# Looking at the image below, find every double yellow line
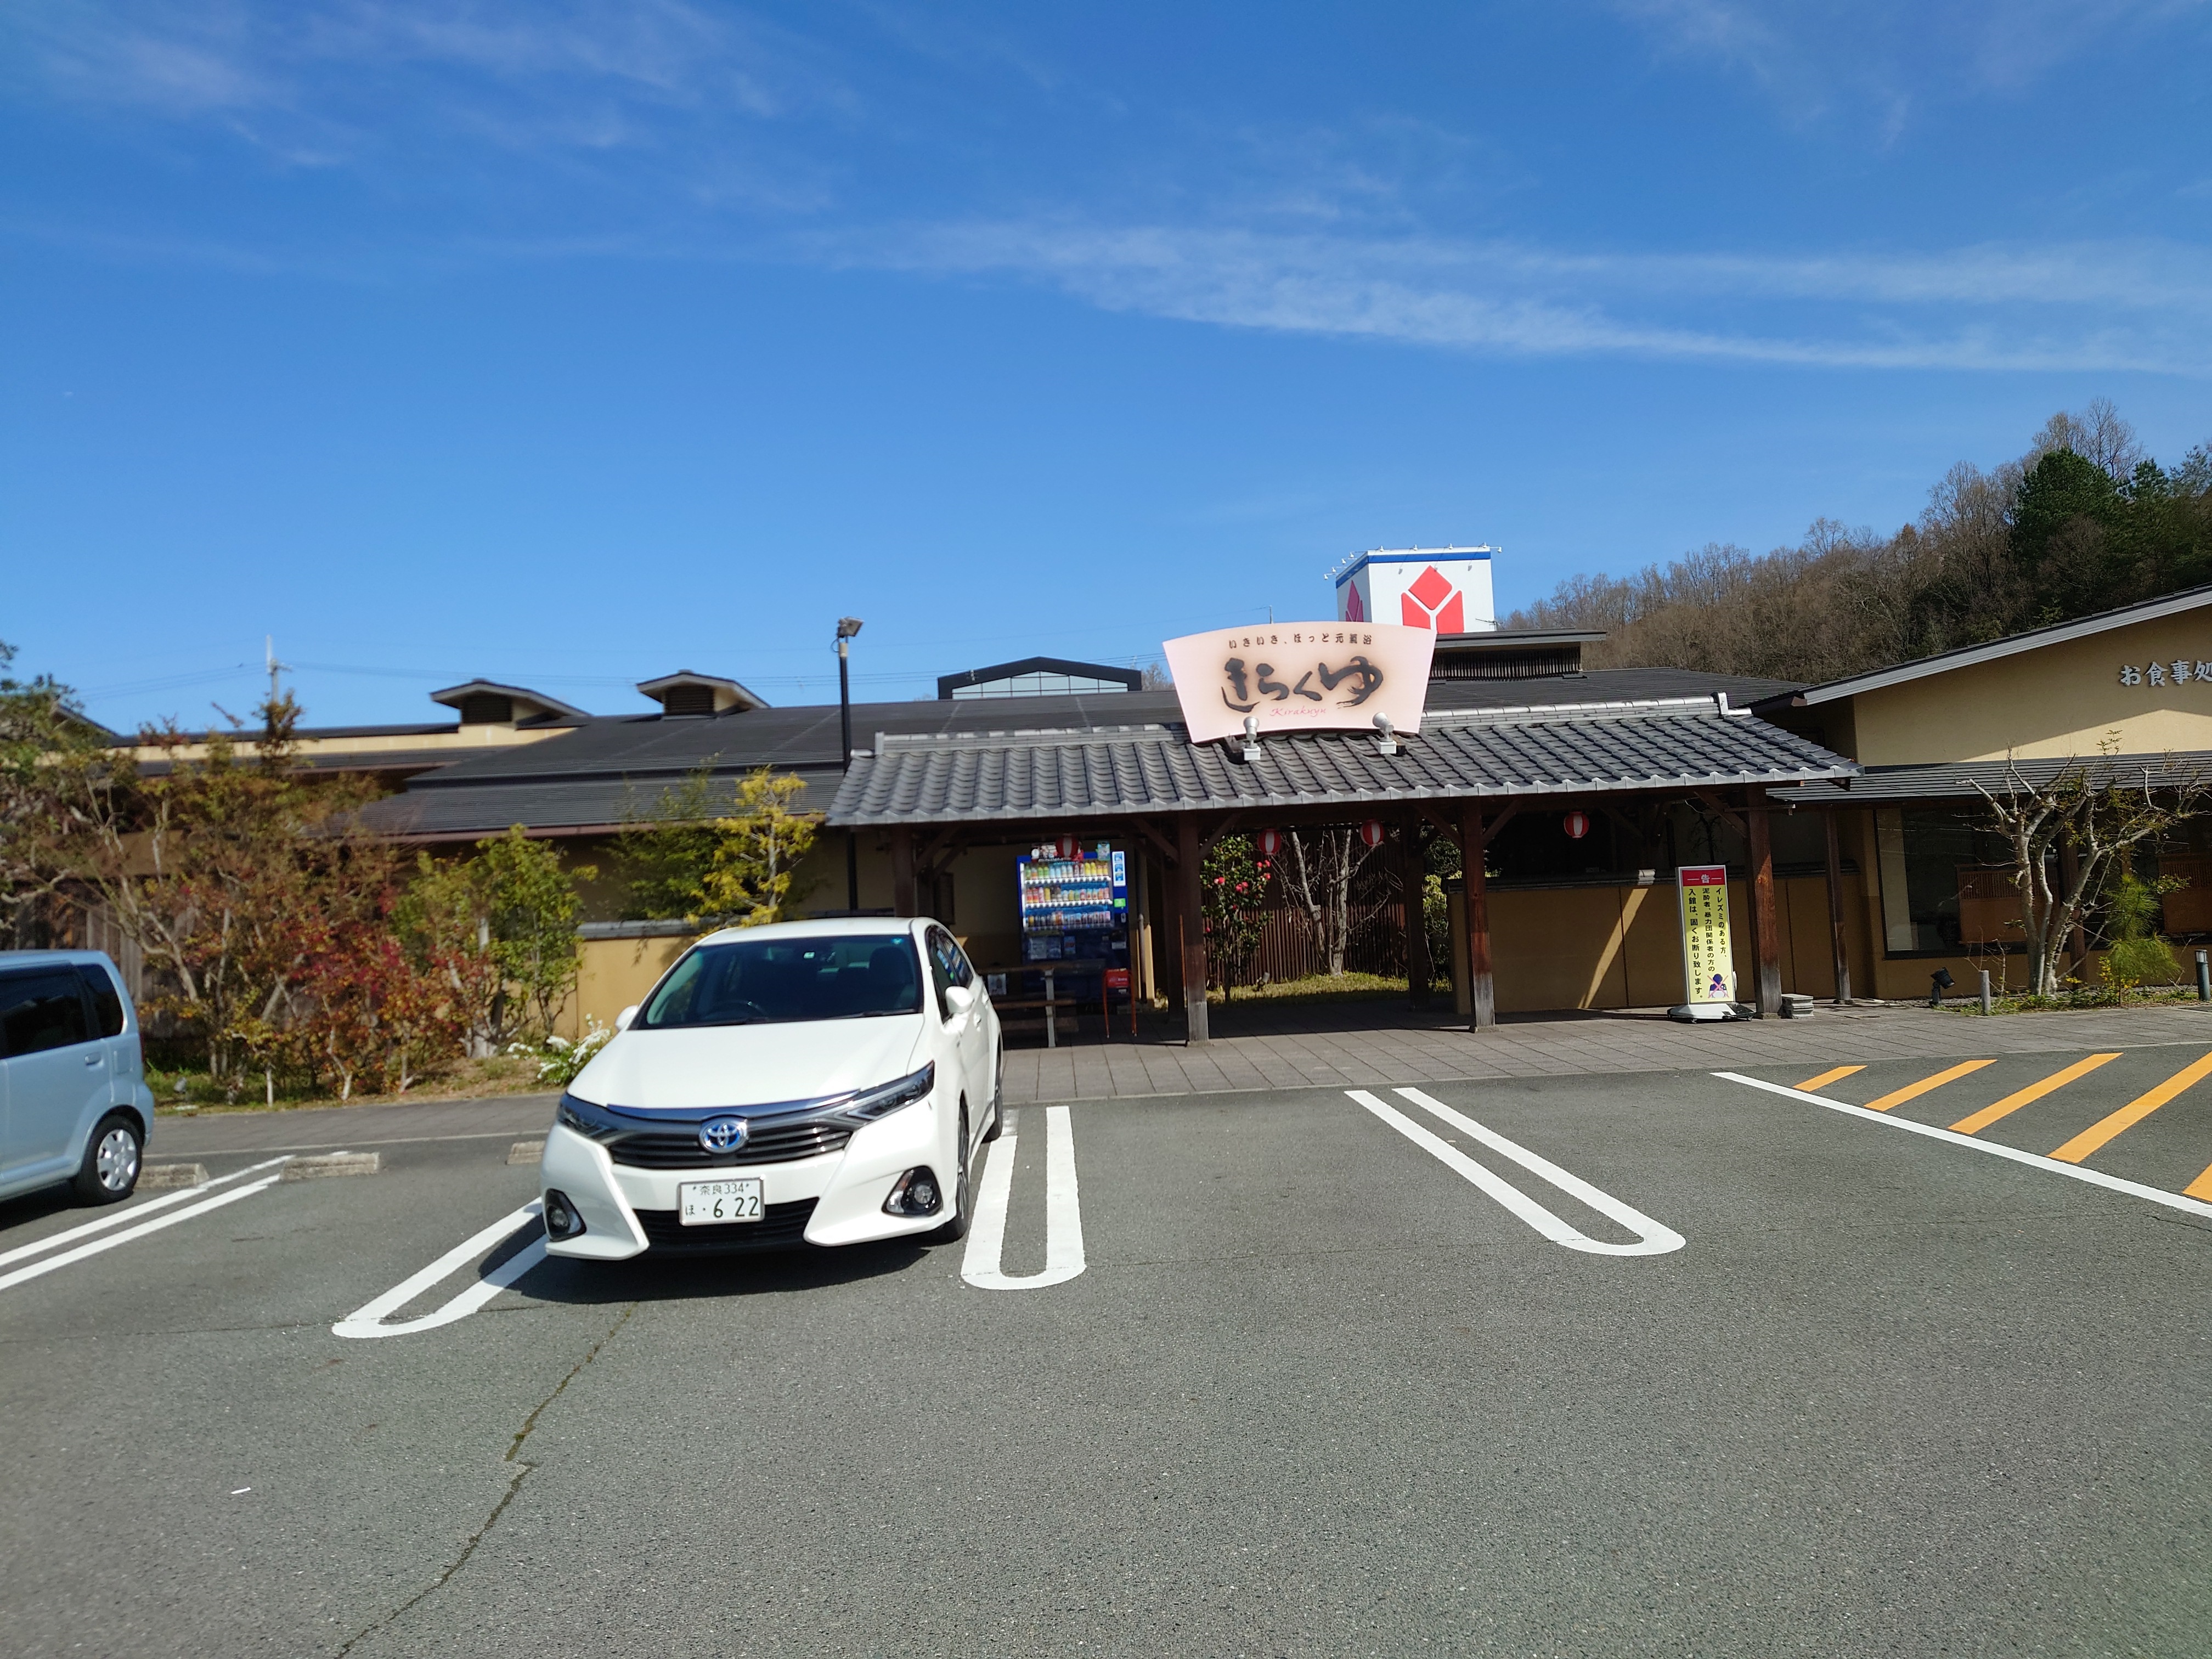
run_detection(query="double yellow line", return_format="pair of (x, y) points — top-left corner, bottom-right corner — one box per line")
(1796, 1050), (2212, 1198)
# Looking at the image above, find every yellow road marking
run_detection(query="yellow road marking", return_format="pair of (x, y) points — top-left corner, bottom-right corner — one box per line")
(1795, 1065), (1865, 1092)
(1949, 1053), (2123, 1136)
(2185, 1164), (2212, 1202)
(2050, 1050), (2212, 1165)
(1861, 1059), (1996, 1113)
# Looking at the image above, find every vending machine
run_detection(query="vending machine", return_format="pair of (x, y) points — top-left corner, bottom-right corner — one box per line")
(1013, 839), (1133, 1033)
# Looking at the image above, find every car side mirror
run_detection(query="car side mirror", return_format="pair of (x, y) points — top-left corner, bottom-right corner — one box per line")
(616, 1005), (639, 1032)
(944, 983), (975, 1017)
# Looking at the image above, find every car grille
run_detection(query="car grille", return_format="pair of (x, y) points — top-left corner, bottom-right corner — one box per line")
(607, 1119), (853, 1170)
(634, 1198), (817, 1254)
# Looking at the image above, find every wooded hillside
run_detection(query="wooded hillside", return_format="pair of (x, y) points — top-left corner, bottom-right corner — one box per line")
(1507, 401), (2212, 685)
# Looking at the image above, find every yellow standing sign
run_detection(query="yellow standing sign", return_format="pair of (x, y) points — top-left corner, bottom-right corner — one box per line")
(1678, 865), (1736, 1006)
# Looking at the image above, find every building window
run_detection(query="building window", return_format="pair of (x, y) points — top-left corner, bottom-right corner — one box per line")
(1875, 807), (2022, 953)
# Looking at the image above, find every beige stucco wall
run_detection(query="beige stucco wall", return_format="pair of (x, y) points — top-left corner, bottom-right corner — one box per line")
(555, 933), (697, 1039)
(1850, 613), (2212, 764)
(1458, 873), (1871, 1013)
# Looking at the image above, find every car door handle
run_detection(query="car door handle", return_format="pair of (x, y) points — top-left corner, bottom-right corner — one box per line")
(85, 1053), (103, 1065)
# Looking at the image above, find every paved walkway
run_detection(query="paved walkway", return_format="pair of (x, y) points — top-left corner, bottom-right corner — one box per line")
(1001, 998), (2212, 1105)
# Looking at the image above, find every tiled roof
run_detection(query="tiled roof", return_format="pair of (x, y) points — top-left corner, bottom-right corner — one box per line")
(1769, 752), (2212, 805)
(827, 696), (1856, 826)
(353, 668), (1810, 840)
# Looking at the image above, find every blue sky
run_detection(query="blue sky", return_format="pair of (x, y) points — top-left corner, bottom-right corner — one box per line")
(4, 1), (2209, 728)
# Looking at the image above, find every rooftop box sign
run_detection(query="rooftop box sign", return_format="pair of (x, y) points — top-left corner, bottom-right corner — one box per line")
(1330, 547), (1497, 633)
(1162, 622), (1435, 744)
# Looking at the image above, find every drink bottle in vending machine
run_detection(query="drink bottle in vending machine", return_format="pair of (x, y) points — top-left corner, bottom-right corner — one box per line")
(1014, 840), (1133, 1033)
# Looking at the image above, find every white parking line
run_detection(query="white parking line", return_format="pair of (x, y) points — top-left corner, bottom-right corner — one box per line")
(962, 1107), (1086, 1290)
(1347, 1088), (1685, 1257)
(332, 1203), (546, 1339)
(0, 1159), (293, 1293)
(1714, 1070), (2212, 1220)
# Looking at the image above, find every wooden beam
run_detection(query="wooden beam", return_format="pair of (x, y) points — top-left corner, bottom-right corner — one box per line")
(1692, 787), (1747, 837)
(1198, 811), (1246, 851)
(1414, 802), (1459, 840)
(1400, 813), (1431, 1008)
(889, 825), (917, 919)
(915, 827), (958, 874)
(1468, 800), (1521, 851)
(1747, 804), (1781, 1016)
(1822, 809), (1852, 1004)
(1128, 817), (1180, 866)
(1177, 814), (1210, 1043)
(1457, 798), (1497, 1029)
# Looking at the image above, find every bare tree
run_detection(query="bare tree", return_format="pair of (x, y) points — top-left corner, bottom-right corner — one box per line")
(1972, 744), (2211, 997)
(1273, 826), (1378, 977)
(2027, 398), (2142, 483)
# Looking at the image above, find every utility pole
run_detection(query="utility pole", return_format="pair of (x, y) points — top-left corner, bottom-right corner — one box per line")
(837, 617), (864, 912)
(264, 635), (291, 736)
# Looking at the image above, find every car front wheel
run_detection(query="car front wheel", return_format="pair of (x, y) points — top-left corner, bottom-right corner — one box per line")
(74, 1112), (143, 1205)
(926, 1102), (972, 1244)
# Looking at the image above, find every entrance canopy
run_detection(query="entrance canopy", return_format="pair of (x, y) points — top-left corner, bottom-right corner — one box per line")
(827, 693), (1855, 827)
(827, 692), (1858, 1043)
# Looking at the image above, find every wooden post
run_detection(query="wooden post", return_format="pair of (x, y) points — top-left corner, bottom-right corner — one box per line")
(1823, 809), (1852, 1005)
(1400, 814), (1431, 1007)
(1457, 800), (1496, 1029)
(890, 826), (916, 919)
(1177, 815), (1210, 1044)
(1747, 804), (1782, 1016)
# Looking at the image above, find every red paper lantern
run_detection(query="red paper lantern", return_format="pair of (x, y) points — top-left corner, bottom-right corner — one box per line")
(1256, 827), (1284, 858)
(1055, 832), (1078, 859)
(1359, 819), (1387, 849)
(1563, 810), (1590, 840)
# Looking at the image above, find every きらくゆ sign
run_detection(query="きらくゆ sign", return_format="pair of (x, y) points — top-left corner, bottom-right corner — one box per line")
(1161, 622), (1436, 744)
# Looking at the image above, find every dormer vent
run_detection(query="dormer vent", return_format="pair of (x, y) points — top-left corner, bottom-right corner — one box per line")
(635, 671), (768, 717)
(429, 680), (589, 726)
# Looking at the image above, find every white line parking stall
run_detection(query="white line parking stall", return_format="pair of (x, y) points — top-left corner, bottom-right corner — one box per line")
(0, 1157), (292, 1294)
(332, 1202), (546, 1339)
(962, 1107), (1086, 1290)
(1347, 1088), (1685, 1257)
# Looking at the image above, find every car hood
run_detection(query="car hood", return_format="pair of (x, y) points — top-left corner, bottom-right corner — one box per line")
(568, 1015), (928, 1112)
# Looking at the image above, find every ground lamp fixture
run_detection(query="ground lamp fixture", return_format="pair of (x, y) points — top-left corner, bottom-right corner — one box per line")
(837, 617), (864, 911)
(1928, 967), (1955, 1008)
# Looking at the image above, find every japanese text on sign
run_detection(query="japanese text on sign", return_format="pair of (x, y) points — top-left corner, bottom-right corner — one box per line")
(1677, 865), (1735, 1006)
(1161, 622), (1436, 744)
(2119, 661), (2212, 686)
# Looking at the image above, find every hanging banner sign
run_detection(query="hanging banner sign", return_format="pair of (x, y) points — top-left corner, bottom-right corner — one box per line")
(1677, 865), (1736, 1005)
(1162, 622), (1435, 745)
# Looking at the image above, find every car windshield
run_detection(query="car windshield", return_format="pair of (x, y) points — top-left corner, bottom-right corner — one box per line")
(639, 934), (923, 1028)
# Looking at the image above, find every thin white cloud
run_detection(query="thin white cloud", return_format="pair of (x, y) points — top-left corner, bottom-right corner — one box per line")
(1612, 0), (2212, 125)
(8, 0), (849, 156)
(840, 221), (2212, 373)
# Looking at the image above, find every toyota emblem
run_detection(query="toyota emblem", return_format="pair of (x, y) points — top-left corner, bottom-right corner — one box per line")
(698, 1115), (748, 1153)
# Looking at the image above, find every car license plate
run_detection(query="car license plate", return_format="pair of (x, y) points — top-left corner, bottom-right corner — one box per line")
(678, 1178), (764, 1226)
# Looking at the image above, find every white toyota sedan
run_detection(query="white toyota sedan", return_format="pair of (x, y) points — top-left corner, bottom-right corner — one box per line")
(540, 918), (1002, 1260)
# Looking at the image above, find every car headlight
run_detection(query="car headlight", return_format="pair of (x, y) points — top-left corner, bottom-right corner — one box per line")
(556, 1094), (623, 1142)
(839, 1063), (935, 1123)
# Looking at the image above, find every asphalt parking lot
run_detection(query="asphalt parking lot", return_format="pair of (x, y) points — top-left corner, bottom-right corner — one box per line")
(4, 1047), (2210, 1657)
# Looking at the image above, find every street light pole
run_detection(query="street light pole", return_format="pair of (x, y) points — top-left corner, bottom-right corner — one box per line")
(837, 617), (864, 912)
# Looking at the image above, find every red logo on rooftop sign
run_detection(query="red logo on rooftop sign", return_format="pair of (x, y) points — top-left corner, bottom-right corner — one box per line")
(1401, 565), (1464, 633)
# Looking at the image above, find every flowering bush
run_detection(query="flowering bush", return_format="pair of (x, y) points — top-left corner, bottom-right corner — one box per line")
(1202, 836), (1271, 996)
(512, 1019), (612, 1087)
